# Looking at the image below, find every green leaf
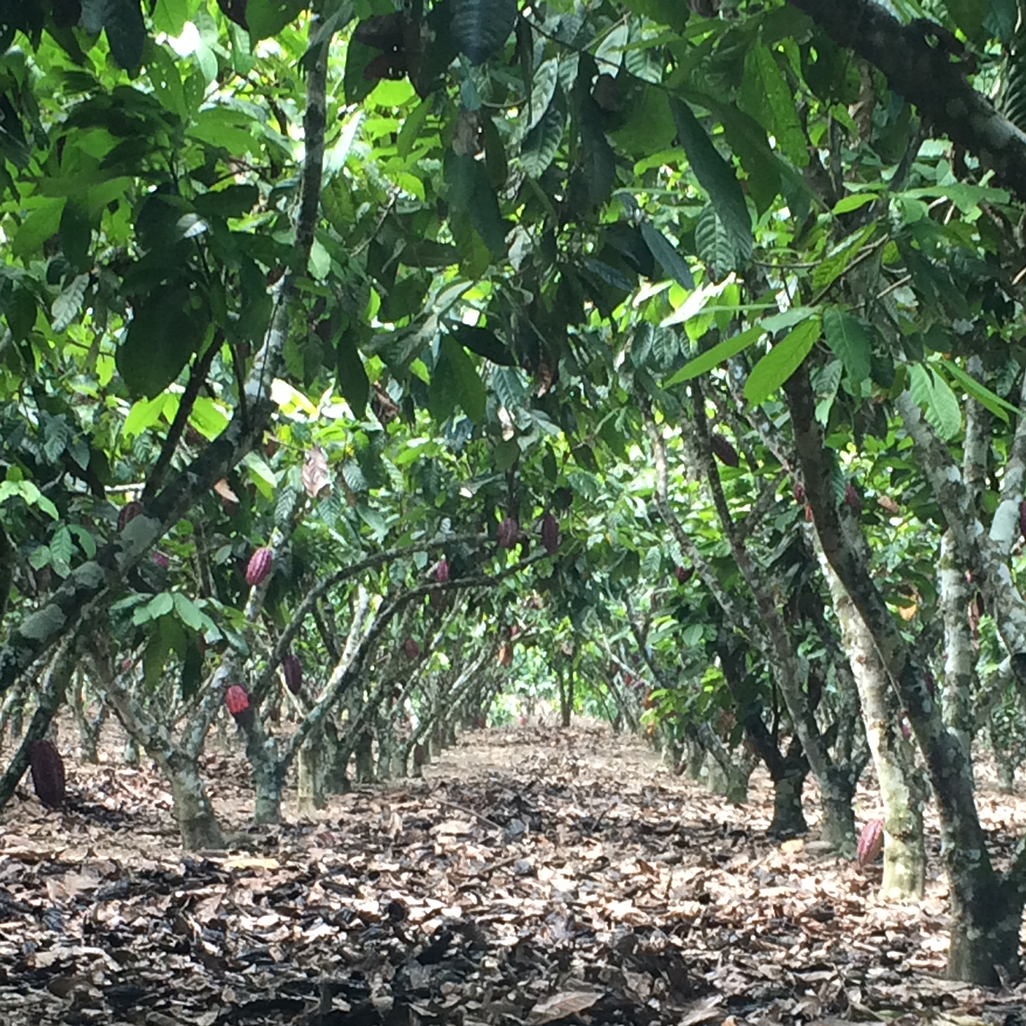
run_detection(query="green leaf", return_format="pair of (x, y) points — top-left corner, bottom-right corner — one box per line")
(431, 335), (486, 423)
(101, 0), (146, 69)
(51, 274), (89, 333)
(941, 0), (987, 41)
(336, 330), (370, 419)
(665, 326), (763, 385)
(640, 222), (694, 289)
(450, 0), (517, 64)
(116, 287), (209, 398)
(521, 89), (565, 178)
(450, 324), (515, 366)
(744, 318), (820, 405)
(741, 43), (808, 169)
(938, 358), (1017, 421)
(909, 365), (962, 440)
(579, 96), (616, 208)
(823, 310), (872, 387)
(246, 0), (306, 39)
(671, 99), (752, 261)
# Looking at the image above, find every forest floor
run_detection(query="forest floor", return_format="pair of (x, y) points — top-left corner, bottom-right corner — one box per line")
(1, 722), (1026, 1026)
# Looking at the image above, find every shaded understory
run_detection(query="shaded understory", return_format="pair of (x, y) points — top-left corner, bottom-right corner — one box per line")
(1, 723), (1025, 1025)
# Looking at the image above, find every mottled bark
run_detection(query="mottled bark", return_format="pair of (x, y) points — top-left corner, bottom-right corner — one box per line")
(939, 531), (975, 773)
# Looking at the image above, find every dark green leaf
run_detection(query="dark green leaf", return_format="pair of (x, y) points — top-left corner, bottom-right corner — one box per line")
(450, 0), (516, 64)
(640, 222), (694, 289)
(823, 310), (872, 387)
(450, 324), (515, 366)
(336, 329), (370, 419)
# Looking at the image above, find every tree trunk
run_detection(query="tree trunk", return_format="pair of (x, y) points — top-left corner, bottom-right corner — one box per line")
(769, 769), (808, 838)
(168, 753), (224, 850)
(296, 730), (326, 813)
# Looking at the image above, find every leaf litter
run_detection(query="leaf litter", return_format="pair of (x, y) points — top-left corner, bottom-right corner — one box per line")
(1, 722), (1025, 1025)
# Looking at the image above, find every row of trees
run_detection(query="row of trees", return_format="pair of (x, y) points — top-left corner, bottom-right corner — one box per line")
(4, 0), (1026, 986)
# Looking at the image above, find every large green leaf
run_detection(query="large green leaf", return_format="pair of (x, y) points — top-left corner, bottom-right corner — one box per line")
(450, 0), (517, 64)
(430, 335), (486, 423)
(671, 99), (752, 262)
(450, 324), (515, 366)
(664, 325), (763, 386)
(521, 89), (565, 178)
(823, 310), (872, 387)
(640, 222), (694, 290)
(744, 318), (820, 405)
(740, 43), (808, 169)
(116, 286), (209, 398)
(336, 329), (370, 419)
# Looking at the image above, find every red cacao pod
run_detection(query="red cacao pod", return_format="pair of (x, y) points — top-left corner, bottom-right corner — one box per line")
(541, 513), (559, 554)
(29, 740), (66, 810)
(675, 565), (693, 585)
(434, 559), (449, 582)
(225, 685), (251, 726)
(246, 547), (272, 586)
(497, 516), (520, 549)
(793, 481), (804, 505)
(710, 433), (739, 467)
(118, 501), (143, 532)
(856, 818), (884, 867)
(151, 551), (169, 569)
(404, 637), (420, 660)
(804, 504), (814, 523)
(844, 483), (861, 513)
(282, 654), (302, 695)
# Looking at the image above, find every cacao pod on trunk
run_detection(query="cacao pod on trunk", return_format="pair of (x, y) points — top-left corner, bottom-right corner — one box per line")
(151, 551), (169, 569)
(844, 483), (861, 513)
(282, 654), (302, 695)
(497, 516), (520, 549)
(403, 637), (420, 660)
(793, 481), (804, 504)
(856, 818), (884, 867)
(226, 685), (253, 728)
(710, 433), (739, 467)
(30, 740), (66, 809)
(245, 547), (273, 586)
(675, 565), (693, 584)
(434, 559), (449, 582)
(118, 501), (143, 532)
(541, 513), (559, 554)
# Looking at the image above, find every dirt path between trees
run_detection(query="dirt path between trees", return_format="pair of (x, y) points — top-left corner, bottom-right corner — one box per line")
(1, 723), (1025, 1024)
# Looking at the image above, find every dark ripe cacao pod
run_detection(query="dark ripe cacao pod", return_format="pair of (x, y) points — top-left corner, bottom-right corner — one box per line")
(225, 684), (250, 716)
(555, 487), (573, 511)
(404, 637), (420, 660)
(844, 483), (861, 513)
(497, 516), (520, 549)
(793, 481), (804, 504)
(1020, 500), (1026, 540)
(413, 743), (427, 768)
(541, 513), (559, 554)
(151, 551), (169, 569)
(856, 818), (884, 867)
(675, 565), (693, 585)
(282, 654), (302, 695)
(246, 546), (272, 586)
(710, 433), (739, 467)
(118, 501), (143, 532)
(434, 559), (449, 582)
(925, 671), (936, 698)
(29, 740), (66, 809)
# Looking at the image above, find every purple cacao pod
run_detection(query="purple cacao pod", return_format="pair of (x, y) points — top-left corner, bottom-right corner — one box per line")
(29, 740), (66, 810)
(497, 516), (520, 549)
(282, 654), (302, 695)
(844, 483), (861, 513)
(710, 433), (739, 467)
(151, 551), (169, 569)
(857, 818), (884, 867)
(675, 565), (693, 585)
(404, 637), (420, 660)
(118, 501), (143, 532)
(541, 513), (559, 554)
(246, 547), (272, 586)
(434, 559), (449, 582)
(793, 481), (804, 505)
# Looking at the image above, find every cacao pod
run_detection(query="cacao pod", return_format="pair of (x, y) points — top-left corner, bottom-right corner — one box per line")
(282, 654), (302, 695)
(856, 818), (884, 867)
(497, 515), (520, 549)
(675, 565), (693, 585)
(246, 547), (272, 586)
(434, 559), (449, 582)
(498, 641), (513, 667)
(710, 433), (739, 467)
(225, 685), (252, 729)
(925, 671), (935, 698)
(118, 501), (143, 532)
(1020, 500), (1026, 540)
(404, 637), (420, 660)
(804, 504), (814, 523)
(555, 487), (573, 511)
(899, 717), (911, 740)
(151, 551), (169, 569)
(541, 513), (559, 554)
(844, 483), (861, 513)
(413, 743), (427, 768)
(793, 481), (804, 505)
(29, 740), (66, 810)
